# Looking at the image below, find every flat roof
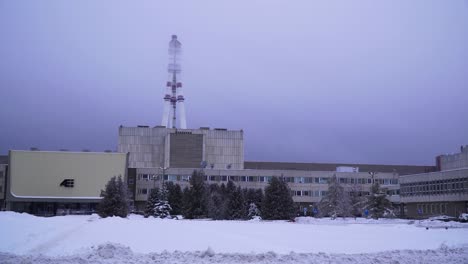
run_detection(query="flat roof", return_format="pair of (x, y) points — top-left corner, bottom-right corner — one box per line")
(244, 161), (436, 175)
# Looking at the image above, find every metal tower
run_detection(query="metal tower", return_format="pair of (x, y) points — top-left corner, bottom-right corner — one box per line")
(161, 35), (187, 129)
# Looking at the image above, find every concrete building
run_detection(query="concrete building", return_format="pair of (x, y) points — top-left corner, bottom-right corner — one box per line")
(5, 150), (128, 216)
(400, 145), (468, 218)
(118, 126), (244, 170)
(119, 126), (433, 213)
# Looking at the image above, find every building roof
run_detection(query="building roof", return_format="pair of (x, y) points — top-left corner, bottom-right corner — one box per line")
(244, 161), (436, 175)
(0, 155), (8, 165)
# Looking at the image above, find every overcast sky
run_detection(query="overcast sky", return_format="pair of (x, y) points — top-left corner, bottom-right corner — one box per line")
(0, 1), (467, 165)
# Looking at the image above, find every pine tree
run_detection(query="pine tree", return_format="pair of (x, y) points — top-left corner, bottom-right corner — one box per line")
(227, 185), (245, 220)
(318, 174), (350, 219)
(261, 177), (295, 220)
(349, 184), (365, 217)
(166, 182), (183, 215)
(247, 202), (261, 219)
(97, 175), (129, 218)
(206, 183), (227, 220)
(183, 170), (207, 219)
(154, 183), (172, 218)
(144, 188), (160, 218)
(365, 181), (394, 219)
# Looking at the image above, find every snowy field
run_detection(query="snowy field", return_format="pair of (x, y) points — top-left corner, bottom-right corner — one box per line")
(1, 212), (468, 263)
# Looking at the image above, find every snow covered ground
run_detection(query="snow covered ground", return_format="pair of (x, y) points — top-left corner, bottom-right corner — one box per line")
(1, 212), (468, 263)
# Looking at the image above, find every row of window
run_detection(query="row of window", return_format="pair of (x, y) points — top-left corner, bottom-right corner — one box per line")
(416, 203), (448, 215)
(400, 178), (468, 196)
(136, 174), (398, 185)
(290, 190), (395, 197)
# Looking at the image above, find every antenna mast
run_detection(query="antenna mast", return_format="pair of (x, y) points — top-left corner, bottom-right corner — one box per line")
(161, 35), (187, 129)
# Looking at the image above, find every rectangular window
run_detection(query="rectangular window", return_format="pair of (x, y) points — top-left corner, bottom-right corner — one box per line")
(303, 191), (310, 196)
(321, 191), (328, 196)
(367, 178), (372, 184)
(138, 188), (148, 195)
(339, 178), (346, 184)
(128, 178), (135, 185)
(295, 190), (302, 196)
(248, 176), (256, 182)
(221, 176), (228, 181)
(295, 177), (304, 183)
(181, 175), (191, 181)
(240, 176), (247, 182)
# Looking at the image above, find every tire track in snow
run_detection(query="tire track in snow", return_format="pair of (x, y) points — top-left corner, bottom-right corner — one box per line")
(27, 215), (98, 255)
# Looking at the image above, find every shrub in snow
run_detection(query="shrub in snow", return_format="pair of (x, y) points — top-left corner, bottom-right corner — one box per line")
(364, 181), (394, 219)
(262, 176), (296, 220)
(144, 188), (160, 218)
(248, 203), (261, 219)
(97, 176), (129, 218)
(154, 184), (172, 218)
(318, 174), (351, 219)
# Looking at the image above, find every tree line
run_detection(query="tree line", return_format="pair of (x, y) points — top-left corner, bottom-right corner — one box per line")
(97, 170), (296, 220)
(96, 171), (394, 220)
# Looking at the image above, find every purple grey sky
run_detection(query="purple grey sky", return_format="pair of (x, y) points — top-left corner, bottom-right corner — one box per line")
(1, 1), (467, 165)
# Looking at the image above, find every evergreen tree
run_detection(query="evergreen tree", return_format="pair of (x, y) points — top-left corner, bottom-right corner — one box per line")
(318, 174), (350, 219)
(97, 175), (129, 218)
(183, 170), (207, 219)
(349, 184), (365, 217)
(154, 183), (172, 218)
(365, 181), (394, 219)
(206, 183), (227, 220)
(227, 185), (245, 220)
(261, 177), (295, 220)
(247, 202), (261, 219)
(166, 182), (183, 215)
(144, 188), (160, 218)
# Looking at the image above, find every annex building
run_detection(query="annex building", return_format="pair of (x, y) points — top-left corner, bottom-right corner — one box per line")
(2, 150), (127, 216)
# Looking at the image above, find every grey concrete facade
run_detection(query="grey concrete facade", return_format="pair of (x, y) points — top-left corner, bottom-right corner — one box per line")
(131, 166), (405, 211)
(437, 145), (468, 171)
(118, 126), (244, 170)
(400, 168), (468, 217)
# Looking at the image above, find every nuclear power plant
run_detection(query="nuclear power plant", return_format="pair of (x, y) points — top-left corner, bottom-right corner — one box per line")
(0, 35), (467, 218)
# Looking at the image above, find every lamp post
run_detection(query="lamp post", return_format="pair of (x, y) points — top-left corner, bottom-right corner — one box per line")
(159, 166), (169, 188)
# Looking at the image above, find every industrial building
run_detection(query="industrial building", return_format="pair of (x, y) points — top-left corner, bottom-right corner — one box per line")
(3, 150), (127, 216)
(400, 146), (468, 218)
(119, 125), (434, 214)
(1, 35), (466, 218)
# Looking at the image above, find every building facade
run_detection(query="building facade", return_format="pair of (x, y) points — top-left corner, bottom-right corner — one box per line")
(118, 126), (244, 170)
(5, 150), (128, 216)
(119, 126), (433, 214)
(400, 146), (468, 218)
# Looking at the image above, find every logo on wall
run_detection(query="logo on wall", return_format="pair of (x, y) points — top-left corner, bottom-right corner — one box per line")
(60, 179), (75, 188)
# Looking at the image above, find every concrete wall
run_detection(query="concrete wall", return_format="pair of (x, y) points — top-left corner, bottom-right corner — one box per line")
(400, 168), (468, 203)
(439, 145), (468, 171)
(118, 126), (244, 170)
(7, 150), (127, 201)
(405, 201), (467, 218)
